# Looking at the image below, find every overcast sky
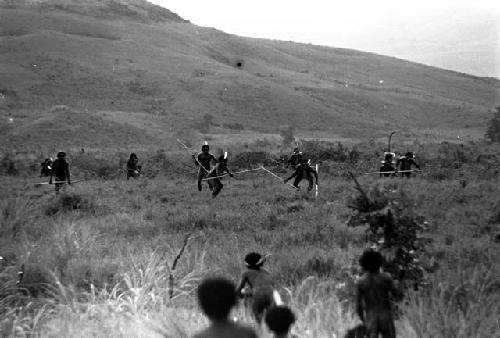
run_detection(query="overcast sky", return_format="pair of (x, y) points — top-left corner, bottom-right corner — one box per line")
(150, 0), (500, 78)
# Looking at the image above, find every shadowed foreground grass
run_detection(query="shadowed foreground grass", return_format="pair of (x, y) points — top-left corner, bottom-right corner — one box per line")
(0, 171), (499, 337)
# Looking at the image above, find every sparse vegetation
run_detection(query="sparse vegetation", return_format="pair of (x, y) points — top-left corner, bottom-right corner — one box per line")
(485, 106), (500, 143)
(0, 141), (499, 337)
(0, 1), (499, 336)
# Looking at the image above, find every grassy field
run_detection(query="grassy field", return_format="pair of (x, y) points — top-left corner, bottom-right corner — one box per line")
(1, 141), (499, 337)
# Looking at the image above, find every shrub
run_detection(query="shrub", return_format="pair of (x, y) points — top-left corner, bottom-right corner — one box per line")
(0, 153), (18, 176)
(279, 125), (295, 146)
(45, 192), (97, 216)
(347, 176), (433, 289)
(485, 106), (500, 143)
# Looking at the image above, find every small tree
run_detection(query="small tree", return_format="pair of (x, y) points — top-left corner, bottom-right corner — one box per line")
(279, 125), (295, 147)
(485, 106), (500, 143)
(347, 174), (433, 290)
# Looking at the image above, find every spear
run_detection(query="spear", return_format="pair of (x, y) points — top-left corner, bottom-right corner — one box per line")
(201, 167), (263, 181)
(34, 179), (84, 187)
(260, 166), (299, 190)
(315, 163), (319, 199)
(363, 169), (422, 175)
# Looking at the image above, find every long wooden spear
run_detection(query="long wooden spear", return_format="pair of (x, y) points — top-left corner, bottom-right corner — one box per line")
(260, 166), (299, 190)
(201, 167), (263, 181)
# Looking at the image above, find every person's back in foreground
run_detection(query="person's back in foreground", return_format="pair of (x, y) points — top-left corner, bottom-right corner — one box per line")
(193, 277), (257, 338)
(265, 305), (298, 338)
(356, 250), (403, 338)
(236, 252), (276, 323)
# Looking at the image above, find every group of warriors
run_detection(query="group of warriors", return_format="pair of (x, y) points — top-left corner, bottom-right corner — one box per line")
(194, 144), (319, 197)
(379, 151), (420, 178)
(37, 143), (415, 337)
(38, 152), (71, 193)
(194, 249), (401, 338)
(40, 142), (418, 198)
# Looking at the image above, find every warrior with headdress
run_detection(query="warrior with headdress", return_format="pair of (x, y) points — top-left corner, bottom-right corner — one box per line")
(49, 151), (70, 193)
(284, 158), (318, 191)
(236, 252), (278, 324)
(193, 141), (218, 192)
(206, 152), (233, 198)
(396, 152), (420, 178)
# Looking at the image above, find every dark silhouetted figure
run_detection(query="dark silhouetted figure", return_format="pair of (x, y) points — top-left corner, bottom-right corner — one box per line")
(126, 153), (141, 180)
(380, 152), (396, 177)
(356, 250), (403, 338)
(236, 252), (276, 324)
(265, 306), (298, 338)
(345, 324), (367, 338)
(287, 148), (302, 169)
(49, 152), (70, 194)
(284, 159), (318, 191)
(40, 157), (53, 177)
(193, 277), (257, 338)
(207, 154), (234, 198)
(193, 144), (217, 191)
(396, 152), (420, 178)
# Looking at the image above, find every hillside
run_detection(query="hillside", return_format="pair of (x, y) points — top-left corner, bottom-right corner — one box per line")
(1, 0), (499, 149)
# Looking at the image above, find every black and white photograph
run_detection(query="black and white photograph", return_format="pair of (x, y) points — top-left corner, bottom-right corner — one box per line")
(0, 0), (499, 337)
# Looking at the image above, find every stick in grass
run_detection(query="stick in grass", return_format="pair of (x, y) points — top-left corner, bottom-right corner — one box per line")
(168, 232), (192, 299)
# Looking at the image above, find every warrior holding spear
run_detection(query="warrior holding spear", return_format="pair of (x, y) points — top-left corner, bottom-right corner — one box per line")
(193, 142), (218, 192)
(206, 152), (234, 198)
(49, 151), (71, 194)
(284, 159), (319, 191)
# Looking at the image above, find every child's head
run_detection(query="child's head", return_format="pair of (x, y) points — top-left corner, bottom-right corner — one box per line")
(197, 277), (237, 321)
(359, 249), (383, 273)
(244, 252), (265, 269)
(265, 306), (296, 336)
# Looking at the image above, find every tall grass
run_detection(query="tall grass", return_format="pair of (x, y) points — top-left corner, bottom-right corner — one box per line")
(0, 144), (499, 337)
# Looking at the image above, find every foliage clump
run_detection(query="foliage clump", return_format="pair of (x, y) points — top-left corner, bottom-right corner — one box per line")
(44, 191), (97, 216)
(485, 106), (500, 143)
(347, 175), (433, 289)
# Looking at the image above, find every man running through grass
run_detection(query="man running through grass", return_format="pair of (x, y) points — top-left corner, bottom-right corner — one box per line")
(396, 152), (420, 178)
(193, 143), (218, 192)
(206, 152), (234, 198)
(126, 153), (141, 180)
(284, 159), (318, 191)
(49, 151), (70, 194)
(40, 157), (53, 177)
(356, 250), (403, 338)
(193, 277), (257, 338)
(287, 147), (302, 170)
(380, 152), (396, 177)
(236, 252), (277, 324)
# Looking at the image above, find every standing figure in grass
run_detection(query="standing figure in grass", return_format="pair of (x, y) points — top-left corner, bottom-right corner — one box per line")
(265, 306), (298, 338)
(207, 152), (234, 198)
(236, 252), (278, 324)
(379, 152), (396, 177)
(193, 277), (257, 338)
(287, 148), (303, 170)
(193, 142), (218, 192)
(396, 152), (420, 178)
(49, 151), (71, 194)
(126, 153), (141, 180)
(40, 157), (53, 177)
(355, 250), (403, 338)
(284, 159), (318, 191)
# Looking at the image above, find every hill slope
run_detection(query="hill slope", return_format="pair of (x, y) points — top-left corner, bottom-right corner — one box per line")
(1, 0), (499, 149)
